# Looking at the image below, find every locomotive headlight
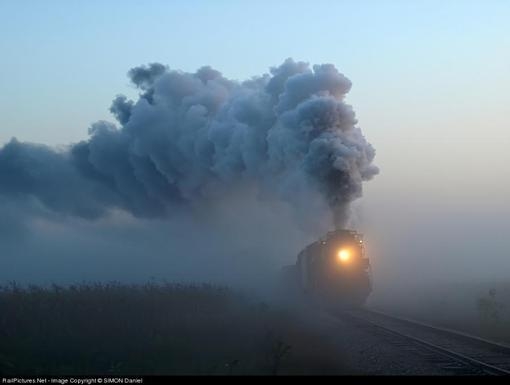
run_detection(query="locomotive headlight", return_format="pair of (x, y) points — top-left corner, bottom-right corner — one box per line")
(337, 249), (350, 263)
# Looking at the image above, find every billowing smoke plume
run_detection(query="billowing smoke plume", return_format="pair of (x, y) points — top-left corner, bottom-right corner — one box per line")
(0, 59), (378, 228)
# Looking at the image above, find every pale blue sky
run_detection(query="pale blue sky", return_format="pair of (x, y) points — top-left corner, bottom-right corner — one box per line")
(1, 0), (510, 283)
(1, 0), (508, 143)
(2, 0), (508, 201)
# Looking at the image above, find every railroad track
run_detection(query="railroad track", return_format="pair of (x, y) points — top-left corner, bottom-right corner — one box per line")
(332, 307), (510, 375)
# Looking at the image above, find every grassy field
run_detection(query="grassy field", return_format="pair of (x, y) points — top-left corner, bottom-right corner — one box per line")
(0, 282), (347, 375)
(370, 280), (510, 344)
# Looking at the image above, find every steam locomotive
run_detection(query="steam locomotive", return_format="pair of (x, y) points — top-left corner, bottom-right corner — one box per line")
(282, 229), (372, 308)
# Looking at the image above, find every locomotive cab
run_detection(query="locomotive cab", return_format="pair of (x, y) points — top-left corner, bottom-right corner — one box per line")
(296, 229), (371, 308)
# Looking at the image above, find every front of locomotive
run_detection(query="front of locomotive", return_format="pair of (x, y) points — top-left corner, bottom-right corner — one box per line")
(317, 230), (372, 307)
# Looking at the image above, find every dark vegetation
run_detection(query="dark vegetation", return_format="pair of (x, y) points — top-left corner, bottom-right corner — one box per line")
(476, 287), (508, 341)
(0, 282), (346, 375)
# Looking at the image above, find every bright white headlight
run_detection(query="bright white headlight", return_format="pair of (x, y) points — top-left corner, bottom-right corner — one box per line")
(338, 249), (350, 262)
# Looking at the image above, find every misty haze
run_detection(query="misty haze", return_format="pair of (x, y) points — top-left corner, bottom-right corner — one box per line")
(1, 0), (510, 378)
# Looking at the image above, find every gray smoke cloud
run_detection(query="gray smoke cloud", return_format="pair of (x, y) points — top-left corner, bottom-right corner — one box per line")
(0, 59), (378, 228)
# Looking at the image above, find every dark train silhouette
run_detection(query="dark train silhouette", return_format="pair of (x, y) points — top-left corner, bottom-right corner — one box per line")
(282, 229), (372, 308)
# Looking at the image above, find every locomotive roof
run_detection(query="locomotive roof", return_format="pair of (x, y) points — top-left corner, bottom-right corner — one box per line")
(299, 229), (363, 253)
(326, 229), (362, 237)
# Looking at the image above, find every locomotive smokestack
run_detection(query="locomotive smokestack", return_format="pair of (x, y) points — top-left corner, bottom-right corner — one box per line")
(0, 59), (378, 227)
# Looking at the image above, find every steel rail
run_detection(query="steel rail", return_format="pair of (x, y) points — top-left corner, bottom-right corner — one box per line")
(364, 307), (510, 351)
(339, 309), (510, 376)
